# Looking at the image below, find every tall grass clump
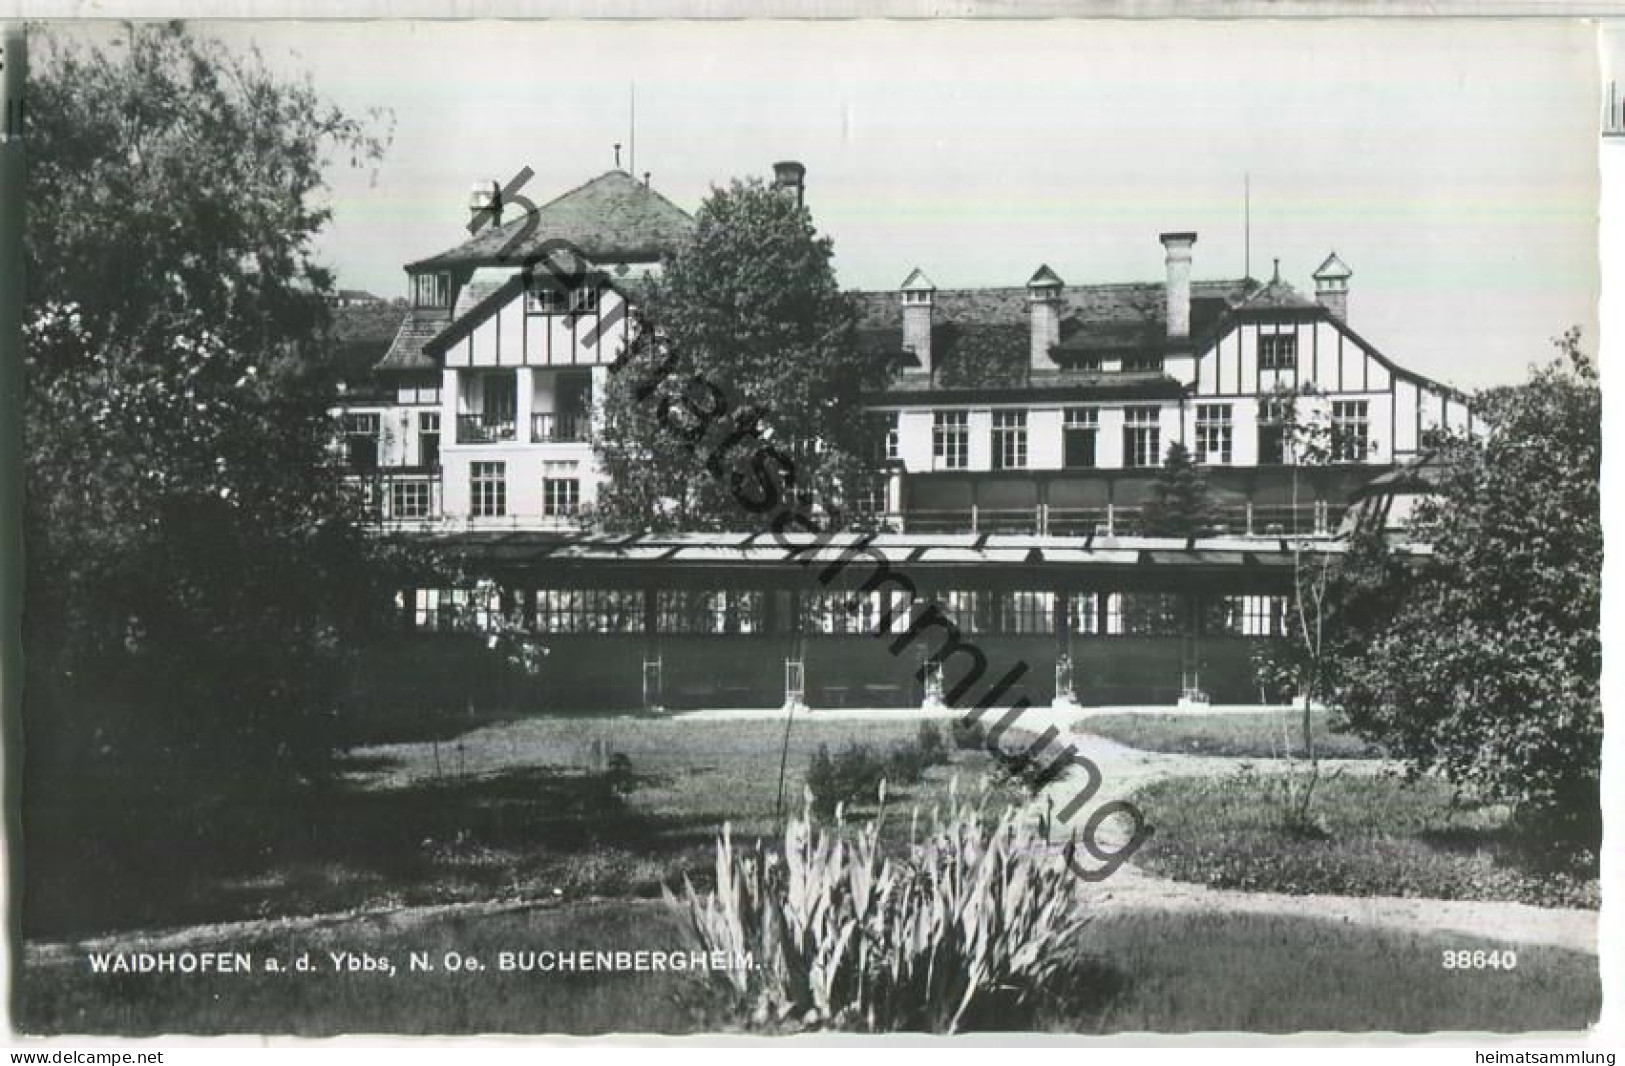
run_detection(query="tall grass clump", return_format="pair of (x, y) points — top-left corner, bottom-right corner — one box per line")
(663, 784), (1094, 1033)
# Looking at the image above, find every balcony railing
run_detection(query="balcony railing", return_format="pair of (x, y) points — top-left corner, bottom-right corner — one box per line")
(898, 502), (1340, 538)
(457, 414), (518, 444)
(347, 469), (444, 531)
(532, 411), (589, 443)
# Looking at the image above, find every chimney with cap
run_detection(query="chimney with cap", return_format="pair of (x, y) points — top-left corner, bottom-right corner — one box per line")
(1159, 232), (1197, 339)
(772, 161), (806, 207)
(1313, 252), (1352, 321)
(900, 268), (935, 376)
(469, 179), (501, 230)
(1027, 265), (1064, 371)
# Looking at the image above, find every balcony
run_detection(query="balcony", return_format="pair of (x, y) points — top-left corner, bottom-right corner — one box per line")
(457, 414), (517, 444)
(900, 502), (1342, 538)
(532, 411), (589, 444)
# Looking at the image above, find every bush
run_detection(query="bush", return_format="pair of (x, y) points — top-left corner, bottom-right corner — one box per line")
(949, 717), (986, 751)
(916, 721), (949, 766)
(664, 794), (1095, 1032)
(807, 731), (949, 818)
(606, 753), (635, 796)
(806, 742), (886, 818)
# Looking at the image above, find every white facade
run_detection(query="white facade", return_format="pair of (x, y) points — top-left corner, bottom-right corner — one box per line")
(870, 309), (1472, 478)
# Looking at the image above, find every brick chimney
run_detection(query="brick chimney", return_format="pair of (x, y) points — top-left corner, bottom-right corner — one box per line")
(1027, 265), (1064, 371)
(772, 161), (806, 207)
(1313, 251), (1352, 321)
(1160, 232), (1197, 339)
(900, 268), (935, 376)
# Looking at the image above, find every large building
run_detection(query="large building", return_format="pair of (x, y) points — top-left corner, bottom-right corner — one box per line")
(334, 162), (1467, 712)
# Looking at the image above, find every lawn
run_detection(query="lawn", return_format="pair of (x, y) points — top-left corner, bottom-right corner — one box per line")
(1078, 710), (1385, 759)
(1128, 771), (1600, 909)
(22, 714), (1018, 940)
(18, 897), (1598, 1035)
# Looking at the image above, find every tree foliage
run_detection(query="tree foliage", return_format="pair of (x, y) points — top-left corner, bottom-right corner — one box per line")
(592, 178), (882, 532)
(1331, 331), (1601, 838)
(23, 25), (395, 795)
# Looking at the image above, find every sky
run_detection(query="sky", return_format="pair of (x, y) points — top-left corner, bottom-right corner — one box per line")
(65, 19), (1603, 391)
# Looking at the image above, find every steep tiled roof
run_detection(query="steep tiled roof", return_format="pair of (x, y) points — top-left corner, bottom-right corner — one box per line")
(855, 278), (1253, 385)
(325, 301), (410, 393)
(408, 171), (694, 271)
(1237, 276), (1316, 311)
(376, 307), (452, 373)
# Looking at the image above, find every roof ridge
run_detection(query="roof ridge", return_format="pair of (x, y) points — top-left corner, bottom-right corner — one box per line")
(853, 277), (1250, 298)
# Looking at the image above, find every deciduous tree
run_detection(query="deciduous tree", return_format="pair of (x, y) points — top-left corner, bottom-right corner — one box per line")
(1333, 330), (1601, 840)
(593, 178), (882, 533)
(23, 24), (395, 799)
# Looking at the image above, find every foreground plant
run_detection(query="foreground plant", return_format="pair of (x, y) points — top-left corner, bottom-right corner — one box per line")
(663, 784), (1094, 1033)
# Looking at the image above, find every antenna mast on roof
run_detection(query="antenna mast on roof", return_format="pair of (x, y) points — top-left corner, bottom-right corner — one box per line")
(1244, 171), (1251, 282)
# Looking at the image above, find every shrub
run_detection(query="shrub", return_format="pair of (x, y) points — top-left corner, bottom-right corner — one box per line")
(808, 732), (948, 818)
(606, 753), (635, 796)
(949, 717), (986, 751)
(806, 742), (887, 818)
(664, 791), (1095, 1032)
(915, 721), (949, 767)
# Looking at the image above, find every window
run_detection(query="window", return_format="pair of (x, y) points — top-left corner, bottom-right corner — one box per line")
(1122, 354), (1165, 373)
(390, 480), (432, 519)
(534, 589), (645, 634)
(397, 383), (441, 405)
(418, 412), (441, 468)
(471, 461), (506, 517)
(1257, 399), (1290, 464)
(1123, 406), (1161, 469)
(542, 477), (580, 517)
(1113, 592), (1183, 636)
(412, 273), (451, 308)
(851, 477), (888, 517)
(1259, 333), (1297, 370)
(1332, 400), (1370, 462)
(1194, 404), (1233, 465)
(991, 410), (1027, 470)
(342, 412), (380, 472)
(995, 591), (1054, 634)
(937, 589), (985, 634)
(482, 373), (517, 424)
(805, 589), (899, 636)
(1231, 595), (1289, 637)
(569, 287), (600, 314)
(1068, 592), (1102, 635)
(878, 412), (900, 462)
(656, 589), (763, 634)
(526, 282), (567, 314)
(411, 587), (501, 633)
(1063, 408), (1098, 469)
(932, 411), (969, 470)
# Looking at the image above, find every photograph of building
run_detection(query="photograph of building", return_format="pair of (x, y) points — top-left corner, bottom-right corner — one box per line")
(10, 17), (1605, 1042)
(332, 160), (1473, 711)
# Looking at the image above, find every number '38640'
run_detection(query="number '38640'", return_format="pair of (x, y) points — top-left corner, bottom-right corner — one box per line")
(1442, 949), (1517, 970)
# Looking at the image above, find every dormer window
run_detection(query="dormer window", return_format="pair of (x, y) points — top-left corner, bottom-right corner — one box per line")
(1122, 354), (1164, 373)
(412, 272), (451, 308)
